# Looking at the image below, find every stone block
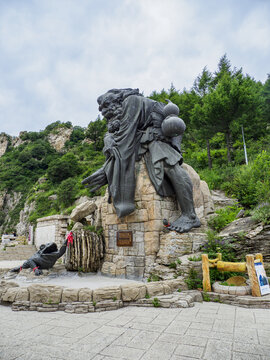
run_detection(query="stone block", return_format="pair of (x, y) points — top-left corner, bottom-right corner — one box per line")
(126, 266), (144, 279)
(121, 283), (147, 301)
(78, 288), (93, 302)
(16, 288), (29, 301)
(146, 282), (165, 297)
(101, 262), (116, 276)
(144, 231), (160, 255)
(118, 223), (128, 230)
(147, 201), (162, 220)
(74, 304), (89, 313)
(115, 268), (126, 277)
(125, 209), (148, 223)
(126, 256), (145, 267)
(144, 220), (162, 232)
(2, 287), (19, 302)
(95, 299), (122, 310)
(93, 286), (121, 303)
(28, 284), (63, 304)
(105, 213), (119, 224)
(62, 288), (79, 303)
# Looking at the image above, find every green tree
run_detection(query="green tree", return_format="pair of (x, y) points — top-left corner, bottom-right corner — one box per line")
(47, 153), (81, 183)
(85, 116), (107, 151)
(57, 177), (78, 208)
(190, 67), (215, 168)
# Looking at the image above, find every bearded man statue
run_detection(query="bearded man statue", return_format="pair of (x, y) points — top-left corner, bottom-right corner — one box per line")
(82, 88), (201, 233)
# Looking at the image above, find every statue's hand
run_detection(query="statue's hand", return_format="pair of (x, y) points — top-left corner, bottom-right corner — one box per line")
(82, 168), (108, 192)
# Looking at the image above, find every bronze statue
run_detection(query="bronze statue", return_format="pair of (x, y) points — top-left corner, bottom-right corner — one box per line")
(82, 88), (200, 233)
(10, 241), (68, 276)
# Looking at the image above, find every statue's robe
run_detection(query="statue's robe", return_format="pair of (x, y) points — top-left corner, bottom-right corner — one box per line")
(103, 95), (183, 218)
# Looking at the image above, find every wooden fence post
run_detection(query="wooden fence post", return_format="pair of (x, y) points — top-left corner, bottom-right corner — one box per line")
(202, 254), (211, 292)
(246, 254), (261, 297)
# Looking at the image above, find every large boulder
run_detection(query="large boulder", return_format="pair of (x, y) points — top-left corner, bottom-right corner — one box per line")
(219, 217), (270, 267)
(70, 201), (97, 222)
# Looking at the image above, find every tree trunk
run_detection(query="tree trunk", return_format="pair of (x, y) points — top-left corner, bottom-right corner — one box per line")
(226, 130), (233, 163)
(206, 139), (212, 169)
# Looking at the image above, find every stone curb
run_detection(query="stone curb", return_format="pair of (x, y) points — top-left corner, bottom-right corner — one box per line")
(1, 279), (270, 312)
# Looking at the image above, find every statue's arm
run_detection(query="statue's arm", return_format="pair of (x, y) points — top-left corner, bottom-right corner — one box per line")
(82, 166), (108, 192)
(57, 240), (68, 259)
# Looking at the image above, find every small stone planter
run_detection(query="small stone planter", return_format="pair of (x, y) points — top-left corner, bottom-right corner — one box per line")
(212, 281), (251, 296)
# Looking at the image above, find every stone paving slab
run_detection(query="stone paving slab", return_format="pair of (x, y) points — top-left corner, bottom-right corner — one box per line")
(1, 302), (270, 359)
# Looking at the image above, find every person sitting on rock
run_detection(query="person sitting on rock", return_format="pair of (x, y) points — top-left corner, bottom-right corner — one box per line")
(10, 240), (68, 276)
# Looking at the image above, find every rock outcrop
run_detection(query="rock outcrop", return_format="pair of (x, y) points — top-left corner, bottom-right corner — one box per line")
(47, 127), (72, 151)
(0, 133), (9, 157)
(219, 217), (270, 269)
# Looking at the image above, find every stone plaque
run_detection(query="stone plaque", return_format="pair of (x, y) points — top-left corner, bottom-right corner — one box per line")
(117, 231), (133, 247)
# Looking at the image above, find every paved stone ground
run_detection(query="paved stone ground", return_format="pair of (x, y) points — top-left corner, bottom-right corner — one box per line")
(1, 302), (270, 360)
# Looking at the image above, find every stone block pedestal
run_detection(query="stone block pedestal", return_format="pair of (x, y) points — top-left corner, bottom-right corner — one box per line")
(100, 159), (213, 280)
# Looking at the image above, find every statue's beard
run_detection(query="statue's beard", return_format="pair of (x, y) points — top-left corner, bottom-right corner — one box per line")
(103, 103), (123, 122)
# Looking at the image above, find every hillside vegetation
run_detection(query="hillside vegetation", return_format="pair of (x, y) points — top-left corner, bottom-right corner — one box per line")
(0, 55), (269, 233)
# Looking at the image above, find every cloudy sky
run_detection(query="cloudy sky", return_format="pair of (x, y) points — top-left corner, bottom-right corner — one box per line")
(1, 0), (270, 136)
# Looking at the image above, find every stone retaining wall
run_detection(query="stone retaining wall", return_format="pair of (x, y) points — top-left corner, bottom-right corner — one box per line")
(0, 278), (190, 312)
(1, 279), (269, 312)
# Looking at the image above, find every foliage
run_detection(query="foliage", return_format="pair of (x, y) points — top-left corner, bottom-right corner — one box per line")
(85, 116), (107, 151)
(185, 268), (202, 290)
(57, 178), (79, 208)
(147, 274), (161, 282)
(169, 262), (177, 269)
(202, 230), (245, 284)
(47, 153), (82, 184)
(220, 281), (236, 286)
(188, 255), (202, 262)
(28, 192), (59, 224)
(152, 297), (161, 307)
(208, 204), (242, 232)
(201, 230), (236, 261)
(202, 292), (211, 302)
(251, 203), (270, 225)
(228, 151), (270, 207)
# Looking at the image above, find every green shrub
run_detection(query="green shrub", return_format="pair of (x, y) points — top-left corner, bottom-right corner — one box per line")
(228, 151), (270, 208)
(201, 230), (236, 262)
(208, 204), (242, 232)
(152, 298), (161, 307)
(185, 268), (202, 290)
(202, 292), (210, 302)
(251, 203), (270, 225)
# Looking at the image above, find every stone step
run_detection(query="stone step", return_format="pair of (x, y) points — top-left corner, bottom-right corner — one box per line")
(0, 244), (36, 261)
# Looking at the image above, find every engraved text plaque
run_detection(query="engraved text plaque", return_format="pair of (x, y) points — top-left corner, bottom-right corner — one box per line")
(117, 231), (133, 247)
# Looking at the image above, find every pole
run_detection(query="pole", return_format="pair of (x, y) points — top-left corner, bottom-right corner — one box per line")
(241, 125), (248, 165)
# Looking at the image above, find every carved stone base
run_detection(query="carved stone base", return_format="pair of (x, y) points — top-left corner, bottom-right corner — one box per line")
(100, 159), (213, 280)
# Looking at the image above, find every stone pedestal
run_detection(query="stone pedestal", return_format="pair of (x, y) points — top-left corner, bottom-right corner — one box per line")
(100, 159), (213, 280)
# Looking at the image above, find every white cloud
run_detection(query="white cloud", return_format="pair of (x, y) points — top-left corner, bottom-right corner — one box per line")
(0, 0), (269, 136)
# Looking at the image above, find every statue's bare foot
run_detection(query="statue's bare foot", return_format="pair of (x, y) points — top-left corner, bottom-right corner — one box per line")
(165, 214), (201, 233)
